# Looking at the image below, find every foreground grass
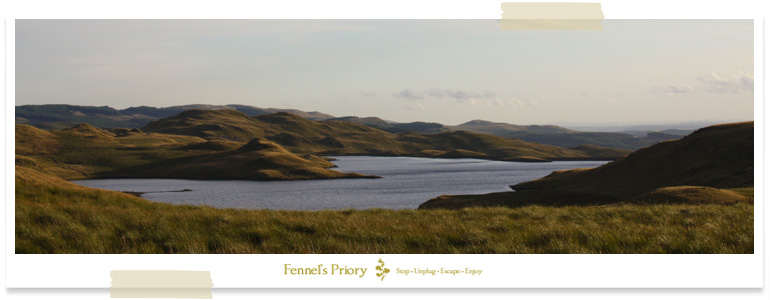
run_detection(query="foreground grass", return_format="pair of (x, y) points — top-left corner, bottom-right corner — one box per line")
(16, 166), (753, 254)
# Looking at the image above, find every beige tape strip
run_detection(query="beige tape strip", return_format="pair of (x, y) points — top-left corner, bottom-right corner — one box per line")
(110, 271), (214, 299)
(501, 2), (604, 30)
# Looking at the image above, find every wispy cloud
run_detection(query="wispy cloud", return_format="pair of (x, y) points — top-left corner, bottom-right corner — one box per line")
(652, 83), (696, 96)
(394, 88), (535, 108)
(393, 89), (425, 100)
(653, 72), (753, 96)
(696, 71), (753, 93)
(423, 89), (496, 100)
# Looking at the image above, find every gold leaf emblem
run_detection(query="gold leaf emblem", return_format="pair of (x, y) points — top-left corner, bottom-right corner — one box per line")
(375, 258), (390, 281)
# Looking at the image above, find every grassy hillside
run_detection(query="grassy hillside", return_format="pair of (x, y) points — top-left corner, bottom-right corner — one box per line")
(141, 109), (278, 142)
(17, 123), (208, 179)
(328, 116), (404, 132)
(16, 164), (753, 254)
(140, 109), (631, 161)
(452, 119), (577, 135)
(421, 122), (753, 209)
(513, 122), (753, 196)
(16, 122), (371, 181)
(329, 116), (449, 134)
(101, 138), (379, 181)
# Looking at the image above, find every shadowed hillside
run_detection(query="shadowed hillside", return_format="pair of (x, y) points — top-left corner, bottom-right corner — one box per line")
(513, 122), (753, 196)
(421, 122), (753, 209)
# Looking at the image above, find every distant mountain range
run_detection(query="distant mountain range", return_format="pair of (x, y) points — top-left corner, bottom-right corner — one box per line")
(139, 109), (629, 161)
(15, 104), (334, 130)
(17, 104), (699, 150)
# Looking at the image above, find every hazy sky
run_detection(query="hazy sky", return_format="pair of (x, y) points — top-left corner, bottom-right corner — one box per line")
(15, 20), (753, 125)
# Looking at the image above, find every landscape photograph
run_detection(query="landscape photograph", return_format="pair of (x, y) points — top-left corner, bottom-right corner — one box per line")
(14, 19), (754, 254)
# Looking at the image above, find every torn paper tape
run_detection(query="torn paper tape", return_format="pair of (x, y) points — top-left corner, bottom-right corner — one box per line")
(110, 270), (213, 299)
(501, 2), (604, 30)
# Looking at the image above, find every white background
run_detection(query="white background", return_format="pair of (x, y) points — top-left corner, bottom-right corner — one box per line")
(2, 0), (768, 299)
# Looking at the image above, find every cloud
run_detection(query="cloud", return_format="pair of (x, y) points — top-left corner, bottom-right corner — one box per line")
(653, 84), (696, 95)
(453, 95), (537, 109)
(422, 89), (499, 100)
(394, 88), (536, 109)
(696, 71), (753, 93)
(396, 88), (494, 101)
(393, 89), (425, 100)
(653, 72), (753, 96)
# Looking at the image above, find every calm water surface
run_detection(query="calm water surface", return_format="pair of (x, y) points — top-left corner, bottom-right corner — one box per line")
(73, 156), (608, 210)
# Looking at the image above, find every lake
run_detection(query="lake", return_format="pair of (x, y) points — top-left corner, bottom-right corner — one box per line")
(72, 156), (609, 210)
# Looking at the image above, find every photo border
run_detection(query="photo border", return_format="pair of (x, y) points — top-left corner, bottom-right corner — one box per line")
(3, 0), (765, 290)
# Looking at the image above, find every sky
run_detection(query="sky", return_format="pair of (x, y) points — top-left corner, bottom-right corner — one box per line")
(15, 19), (754, 126)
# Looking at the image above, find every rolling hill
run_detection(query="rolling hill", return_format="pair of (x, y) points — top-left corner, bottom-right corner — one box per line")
(17, 104), (695, 151)
(15, 122), (373, 181)
(139, 109), (631, 161)
(141, 109), (278, 142)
